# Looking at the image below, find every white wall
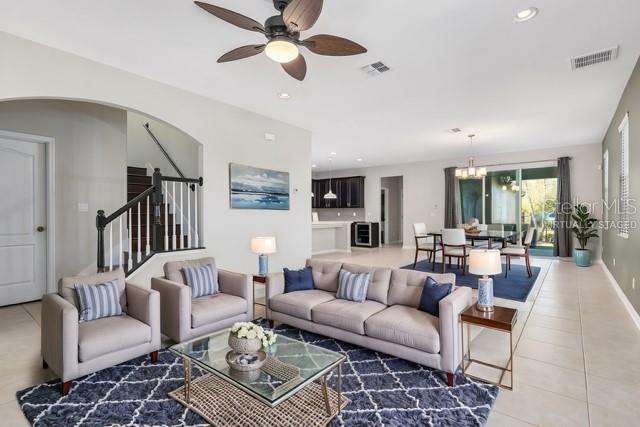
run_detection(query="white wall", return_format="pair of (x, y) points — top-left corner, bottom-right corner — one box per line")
(315, 143), (602, 258)
(127, 111), (200, 179)
(0, 32), (312, 285)
(0, 99), (126, 279)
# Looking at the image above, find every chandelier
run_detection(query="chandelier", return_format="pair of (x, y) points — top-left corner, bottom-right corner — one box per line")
(456, 134), (487, 179)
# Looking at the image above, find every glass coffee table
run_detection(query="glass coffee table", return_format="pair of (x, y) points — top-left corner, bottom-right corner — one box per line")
(169, 328), (347, 426)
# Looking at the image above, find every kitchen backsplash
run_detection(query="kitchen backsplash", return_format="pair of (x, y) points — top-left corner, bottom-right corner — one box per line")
(314, 208), (366, 221)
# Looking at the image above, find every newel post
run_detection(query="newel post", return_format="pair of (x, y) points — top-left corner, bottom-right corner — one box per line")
(96, 210), (106, 272)
(152, 168), (164, 252)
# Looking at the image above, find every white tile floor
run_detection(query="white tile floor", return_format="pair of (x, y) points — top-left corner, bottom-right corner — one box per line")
(0, 246), (638, 426)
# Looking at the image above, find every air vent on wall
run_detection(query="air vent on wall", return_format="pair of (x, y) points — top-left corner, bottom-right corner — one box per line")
(361, 61), (391, 76)
(571, 46), (619, 70)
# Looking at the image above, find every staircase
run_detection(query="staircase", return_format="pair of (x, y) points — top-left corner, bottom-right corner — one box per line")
(126, 167), (187, 252)
(96, 166), (203, 275)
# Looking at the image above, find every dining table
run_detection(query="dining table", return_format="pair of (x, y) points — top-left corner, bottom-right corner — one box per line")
(427, 230), (519, 249)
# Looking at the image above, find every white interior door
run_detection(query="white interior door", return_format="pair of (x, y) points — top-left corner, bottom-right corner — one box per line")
(0, 136), (46, 306)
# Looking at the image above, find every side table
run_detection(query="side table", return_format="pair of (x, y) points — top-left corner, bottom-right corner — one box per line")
(252, 275), (267, 322)
(460, 305), (517, 390)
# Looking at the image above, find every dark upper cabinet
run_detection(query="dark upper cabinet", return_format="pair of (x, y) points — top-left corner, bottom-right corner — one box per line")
(312, 176), (365, 209)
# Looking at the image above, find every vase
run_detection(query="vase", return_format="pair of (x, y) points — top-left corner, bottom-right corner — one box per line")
(574, 248), (592, 267)
(228, 334), (262, 354)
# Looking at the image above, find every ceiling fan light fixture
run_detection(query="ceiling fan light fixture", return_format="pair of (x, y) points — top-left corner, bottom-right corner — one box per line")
(265, 39), (299, 63)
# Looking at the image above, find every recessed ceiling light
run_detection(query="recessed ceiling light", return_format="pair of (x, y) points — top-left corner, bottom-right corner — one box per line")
(278, 92), (291, 99)
(329, 152), (337, 156)
(356, 158), (363, 162)
(311, 164), (317, 168)
(514, 7), (538, 22)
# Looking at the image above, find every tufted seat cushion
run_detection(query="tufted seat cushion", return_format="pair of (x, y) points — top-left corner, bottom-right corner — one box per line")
(312, 299), (387, 335)
(365, 305), (440, 354)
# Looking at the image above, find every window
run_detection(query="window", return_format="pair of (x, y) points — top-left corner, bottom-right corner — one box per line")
(619, 113), (630, 238)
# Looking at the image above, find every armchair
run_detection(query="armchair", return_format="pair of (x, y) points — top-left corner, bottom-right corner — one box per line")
(41, 269), (160, 395)
(151, 257), (252, 343)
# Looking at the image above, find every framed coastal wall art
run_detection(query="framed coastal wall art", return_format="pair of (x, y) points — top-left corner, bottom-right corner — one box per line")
(229, 163), (290, 210)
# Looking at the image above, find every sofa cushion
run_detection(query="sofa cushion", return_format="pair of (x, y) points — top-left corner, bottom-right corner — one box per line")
(74, 280), (122, 322)
(284, 267), (314, 293)
(418, 277), (453, 317)
(191, 293), (248, 329)
(388, 269), (456, 308)
(183, 264), (219, 298)
(342, 263), (392, 305)
(164, 257), (217, 285)
(306, 259), (342, 292)
(336, 270), (370, 303)
(59, 269), (126, 312)
(365, 305), (440, 354)
(312, 299), (387, 335)
(270, 290), (335, 320)
(78, 314), (151, 362)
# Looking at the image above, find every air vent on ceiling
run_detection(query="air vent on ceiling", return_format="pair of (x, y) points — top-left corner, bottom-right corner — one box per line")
(361, 61), (391, 76)
(571, 46), (619, 70)
(446, 128), (462, 133)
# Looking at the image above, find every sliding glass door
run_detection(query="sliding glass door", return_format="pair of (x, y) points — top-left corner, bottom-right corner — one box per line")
(459, 165), (557, 256)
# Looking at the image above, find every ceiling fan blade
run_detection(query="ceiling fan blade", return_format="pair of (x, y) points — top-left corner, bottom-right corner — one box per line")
(303, 34), (367, 56)
(283, 0), (324, 32)
(217, 45), (266, 63)
(194, 1), (265, 33)
(281, 54), (307, 81)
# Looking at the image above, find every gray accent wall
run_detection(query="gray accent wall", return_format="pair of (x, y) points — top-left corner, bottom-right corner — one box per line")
(601, 58), (640, 315)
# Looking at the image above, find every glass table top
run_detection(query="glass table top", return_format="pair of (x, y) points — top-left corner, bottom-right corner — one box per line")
(170, 328), (345, 406)
(427, 230), (517, 239)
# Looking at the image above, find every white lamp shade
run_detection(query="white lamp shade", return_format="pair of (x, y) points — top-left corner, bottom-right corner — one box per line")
(251, 237), (277, 254)
(469, 249), (502, 276)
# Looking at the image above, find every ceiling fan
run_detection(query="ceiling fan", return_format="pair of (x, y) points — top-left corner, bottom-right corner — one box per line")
(194, 0), (367, 81)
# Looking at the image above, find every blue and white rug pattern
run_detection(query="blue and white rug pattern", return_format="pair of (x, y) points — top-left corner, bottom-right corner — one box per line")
(17, 326), (498, 426)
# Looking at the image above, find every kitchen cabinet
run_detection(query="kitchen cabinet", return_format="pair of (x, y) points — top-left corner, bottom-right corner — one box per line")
(312, 176), (365, 209)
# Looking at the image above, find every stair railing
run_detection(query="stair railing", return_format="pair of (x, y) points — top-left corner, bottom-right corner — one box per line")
(96, 168), (203, 274)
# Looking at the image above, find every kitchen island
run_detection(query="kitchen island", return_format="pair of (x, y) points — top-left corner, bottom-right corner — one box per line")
(311, 221), (352, 255)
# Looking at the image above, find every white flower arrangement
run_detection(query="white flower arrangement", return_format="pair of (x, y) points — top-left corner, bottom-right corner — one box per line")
(230, 322), (277, 348)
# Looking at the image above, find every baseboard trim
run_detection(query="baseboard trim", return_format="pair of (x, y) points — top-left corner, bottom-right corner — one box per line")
(598, 260), (640, 331)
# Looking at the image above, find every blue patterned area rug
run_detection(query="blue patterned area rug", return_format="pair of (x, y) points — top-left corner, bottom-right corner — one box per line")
(403, 260), (540, 302)
(17, 326), (498, 426)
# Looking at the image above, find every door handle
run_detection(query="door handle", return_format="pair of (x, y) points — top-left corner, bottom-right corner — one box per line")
(37, 226), (45, 232)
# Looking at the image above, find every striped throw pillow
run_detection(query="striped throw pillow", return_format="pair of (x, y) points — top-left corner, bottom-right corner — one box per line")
(182, 264), (219, 298)
(336, 270), (371, 303)
(74, 280), (122, 322)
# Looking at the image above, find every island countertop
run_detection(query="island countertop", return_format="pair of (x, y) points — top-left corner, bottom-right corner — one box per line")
(311, 221), (351, 255)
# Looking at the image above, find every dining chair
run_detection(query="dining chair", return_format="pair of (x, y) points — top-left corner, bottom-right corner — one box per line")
(471, 224), (489, 247)
(412, 223), (441, 270)
(501, 227), (535, 277)
(441, 228), (470, 274)
(487, 224), (504, 232)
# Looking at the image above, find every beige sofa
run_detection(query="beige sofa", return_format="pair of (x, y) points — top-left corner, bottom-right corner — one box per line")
(266, 259), (471, 386)
(151, 257), (253, 343)
(41, 269), (160, 395)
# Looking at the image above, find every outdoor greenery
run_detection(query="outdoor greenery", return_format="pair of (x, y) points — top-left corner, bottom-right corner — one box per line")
(521, 178), (557, 246)
(572, 204), (599, 250)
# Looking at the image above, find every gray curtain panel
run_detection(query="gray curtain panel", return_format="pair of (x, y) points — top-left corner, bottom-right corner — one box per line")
(444, 167), (458, 228)
(554, 157), (573, 257)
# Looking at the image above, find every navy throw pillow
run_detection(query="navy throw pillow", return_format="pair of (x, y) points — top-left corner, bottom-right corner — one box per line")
(418, 277), (453, 317)
(284, 267), (314, 293)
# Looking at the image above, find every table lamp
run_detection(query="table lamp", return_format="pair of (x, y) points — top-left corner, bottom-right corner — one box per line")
(469, 249), (502, 312)
(251, 237), (277, 276)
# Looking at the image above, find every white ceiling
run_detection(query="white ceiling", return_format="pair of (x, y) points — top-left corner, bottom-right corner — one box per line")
(1, 0), (639, 171)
